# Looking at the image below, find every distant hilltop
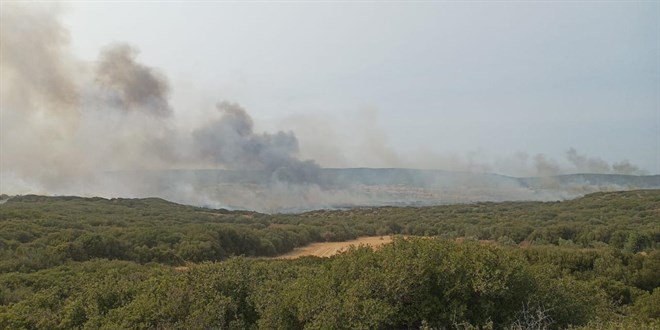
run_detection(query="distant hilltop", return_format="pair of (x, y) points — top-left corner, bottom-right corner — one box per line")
(88, 168), (660, 212)
(108, 168), (660, 187)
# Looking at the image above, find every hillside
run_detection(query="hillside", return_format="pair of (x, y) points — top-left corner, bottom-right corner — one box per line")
(100, 168), (660, 212)
(1, 190), (658, 272)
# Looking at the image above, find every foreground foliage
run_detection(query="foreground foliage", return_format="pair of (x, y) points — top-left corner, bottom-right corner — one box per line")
(0, 239), (658, 329)
(0, 190), (658, 328)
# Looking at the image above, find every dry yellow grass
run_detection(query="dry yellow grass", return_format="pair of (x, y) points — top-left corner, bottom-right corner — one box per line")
(276, 236), (394, 259)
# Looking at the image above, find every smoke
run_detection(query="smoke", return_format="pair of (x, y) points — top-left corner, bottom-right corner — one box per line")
(0, 4), (653, 212)
(531, 154), (560, 176)
(0, 3), (77, 110)
(501, 149), (646, 177)
(0, 4), (177, 189)
(566, 148), (610, 174)
(0, 3), (81, 190)
(611, 160), (643, 175)
(191, 102), (321, 183)
(280, 110), (647, 178)
(482, 148), (647, 178)
(0, 3), (320, 199)
(95, 44), (172, 117)
(564, 148), (644, 175)
(268, 108), (403, 169)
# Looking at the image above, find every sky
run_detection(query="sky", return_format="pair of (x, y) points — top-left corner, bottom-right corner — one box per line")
(3, 1), (660, 177)
(58, 1), (660, 174)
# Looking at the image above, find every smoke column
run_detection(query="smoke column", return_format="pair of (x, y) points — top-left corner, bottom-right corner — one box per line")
(0, 4), (320, 199)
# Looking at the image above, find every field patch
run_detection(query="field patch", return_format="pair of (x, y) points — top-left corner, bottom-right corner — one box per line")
(276, 236), (394, 258)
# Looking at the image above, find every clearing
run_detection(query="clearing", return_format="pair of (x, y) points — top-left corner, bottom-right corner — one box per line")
(276, 236), (394, 259)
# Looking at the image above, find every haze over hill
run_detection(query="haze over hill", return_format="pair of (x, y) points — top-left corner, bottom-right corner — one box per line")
(93, 169), (659, 212)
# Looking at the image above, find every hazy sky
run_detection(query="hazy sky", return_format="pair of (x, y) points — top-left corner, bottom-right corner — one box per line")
(53, 2), (660, 173)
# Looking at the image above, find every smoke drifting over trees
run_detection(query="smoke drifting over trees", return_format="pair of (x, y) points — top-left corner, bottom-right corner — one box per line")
(0, 4), (652, 211)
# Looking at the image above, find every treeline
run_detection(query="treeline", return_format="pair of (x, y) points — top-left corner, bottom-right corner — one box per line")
(282, 190), (659, 250)
(0, 196), (321, 272)
(0, 191), (658, 272)
(0, 239), (658, 329)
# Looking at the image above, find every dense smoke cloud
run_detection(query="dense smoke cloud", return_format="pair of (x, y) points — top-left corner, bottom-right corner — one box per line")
(0, 3), (319, 197)
(0, 3), (76, 110)
(0, 4), (81, 190)
(95, 44), (172, 117)
(192, 102), (321, 183)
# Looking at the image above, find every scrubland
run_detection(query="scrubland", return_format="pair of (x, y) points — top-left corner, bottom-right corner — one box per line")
(0, 190), (658, 329)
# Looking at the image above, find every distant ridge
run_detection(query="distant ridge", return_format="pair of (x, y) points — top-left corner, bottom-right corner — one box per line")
(518, 173), (660, 188)
(124, 168), (660, 187)
(92, 168), (660, 212)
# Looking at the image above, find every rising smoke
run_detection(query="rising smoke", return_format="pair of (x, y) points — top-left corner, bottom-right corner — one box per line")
(95, 44), (173, 117)
(192, 102), (321, 184)
(0, 3), (320, 199)
(0, 4), (653, 212)
(565, 148), (643, 175)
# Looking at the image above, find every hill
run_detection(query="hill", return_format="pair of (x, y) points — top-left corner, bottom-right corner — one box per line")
(99, 168), (660, 212)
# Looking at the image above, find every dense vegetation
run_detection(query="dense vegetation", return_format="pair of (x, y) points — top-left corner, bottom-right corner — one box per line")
(1, 191), (657, 272)
(0, 190), (658, 328)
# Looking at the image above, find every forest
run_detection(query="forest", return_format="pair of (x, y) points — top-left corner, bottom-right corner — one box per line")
(0, 190), (658, 329)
